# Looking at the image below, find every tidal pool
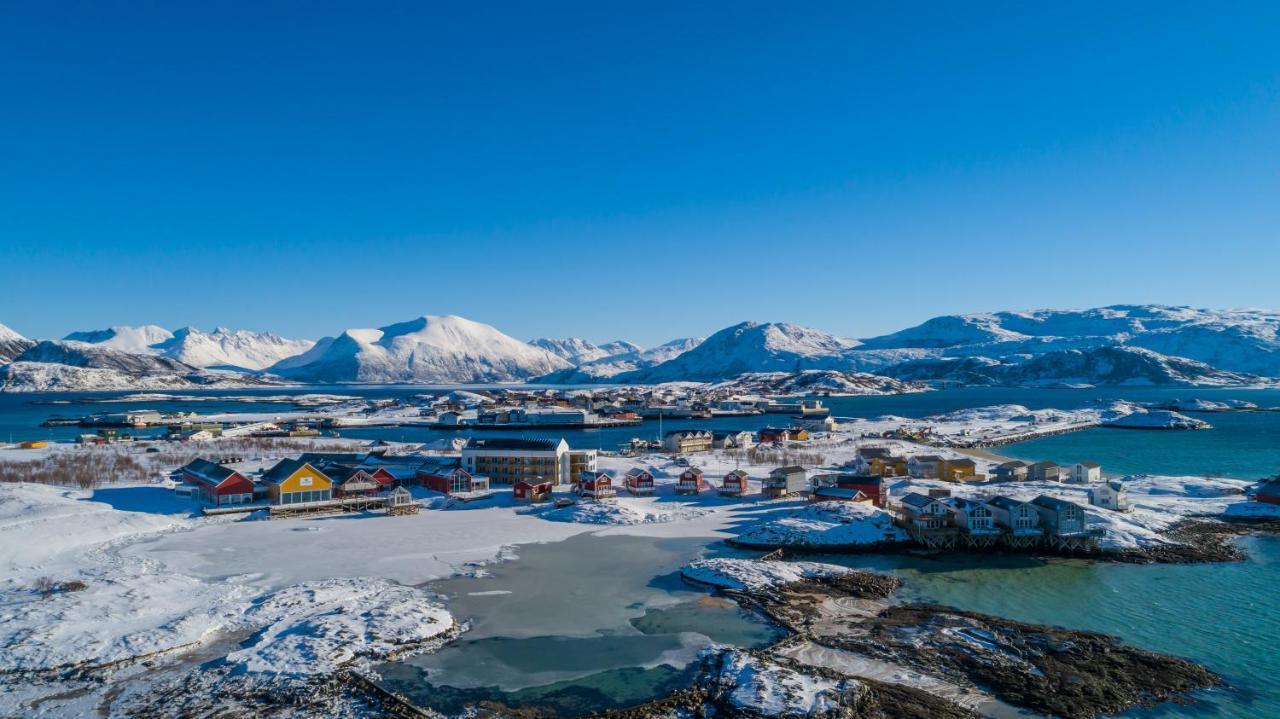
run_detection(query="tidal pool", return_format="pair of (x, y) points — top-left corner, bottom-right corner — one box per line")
(377, 533), (780, 715)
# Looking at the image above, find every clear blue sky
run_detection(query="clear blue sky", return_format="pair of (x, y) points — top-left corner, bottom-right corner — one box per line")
(3, 2), (1278, 346)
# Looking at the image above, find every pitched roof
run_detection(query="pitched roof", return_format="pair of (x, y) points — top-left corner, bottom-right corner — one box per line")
(813, 487), (864, 500)
(900, 492), (940, 508)
(261, 458), (327, 486)
(725, 469), (749, 479)
(987, 495), (1032, 511)
(996, 460), (1029, 469)
(182, 458), (241, 487)
(772, 465), (806, 475)
(1076, 461), (1102, 468)
(912, 455), (945, 462)
(1031, 494), (1080, 511)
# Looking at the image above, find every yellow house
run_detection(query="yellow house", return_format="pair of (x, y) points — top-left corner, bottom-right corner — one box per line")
(868, 456), (908, 477)
(940, 458), (980, 482)
(260, 459), (333, 505)
(787, 427), (811, 441)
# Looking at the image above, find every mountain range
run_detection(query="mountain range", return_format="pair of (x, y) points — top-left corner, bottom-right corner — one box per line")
(2, 305), (1278, 391)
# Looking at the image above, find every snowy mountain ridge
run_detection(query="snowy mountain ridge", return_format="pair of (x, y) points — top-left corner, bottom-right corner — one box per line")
(60, 325), (314, 370)
(269, 315), (570, 384)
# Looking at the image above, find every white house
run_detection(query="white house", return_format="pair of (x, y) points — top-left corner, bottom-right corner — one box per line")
(1070, 461), (1102, 484)
(907, 455), (945, 479)
(1089, 480), (1132, 512)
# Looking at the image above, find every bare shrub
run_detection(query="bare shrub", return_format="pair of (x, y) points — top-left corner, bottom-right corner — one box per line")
(33, 576), (56, 600)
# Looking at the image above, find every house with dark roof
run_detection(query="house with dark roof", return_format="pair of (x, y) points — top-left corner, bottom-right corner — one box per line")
(1031, 495), (1086, 535)
(1029, 461), (1063, 482)
(764, 466), (807, 499)
(993, 460), (1029, 482)
(260, 459), (333, 505)
(181, 458), (255, 506)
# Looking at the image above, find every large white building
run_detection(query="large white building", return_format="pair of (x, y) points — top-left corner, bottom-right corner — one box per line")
(461, 437), (596, 486)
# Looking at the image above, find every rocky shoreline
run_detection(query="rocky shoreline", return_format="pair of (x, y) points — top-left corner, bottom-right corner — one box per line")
(594, 559), (1219, 719)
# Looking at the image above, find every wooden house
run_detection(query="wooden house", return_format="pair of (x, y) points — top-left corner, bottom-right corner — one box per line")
(898, 492), (957, 549)
(940, 458), (980, 482)
(993, 460), (1029, 482)
(578, 470), (617, 500)
(181, 458), (256, 506)
(1031, 495), (1093, 550)
(624, 468), (655, 496)
(829, 474), (889, 507)
(324, 466), (389, 498)
(809, 486), (869, 503)
(988, 495), (1042, 547)
(758, 427), (792, 444)
(719, 470), (750, 497)
(675, 468), (708, 495)
(663, 429), (713, 454)
(1070, 461), (1102, 484)
(1028, 461), (1063, 482)
(1088, 480), (1132, 512)
(763, 466), (807, 499)
(418, 465), (491, 496)
(908, 455), (945, 479)
(944, 497), (1000, 547)
(260, 459), (333, 505)
(513, 479), (553, 502)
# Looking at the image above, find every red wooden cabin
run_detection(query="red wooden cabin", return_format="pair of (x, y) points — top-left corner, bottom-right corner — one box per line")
(834, 474), (889, 507)
(513, 479), (553, 502)
(676, 468), (708, 495)
(181, 458), (256, 506)
(625, 468), (655, 496)
(719, 470), (750, 497)
(578, 471), (617, 500)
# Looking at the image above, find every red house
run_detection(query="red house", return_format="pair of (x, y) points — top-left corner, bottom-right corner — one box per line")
(325, 466), (389, 498)
(1256, 479), (1280, 505)
(676, 468), (708, 495)
(719, 470), (750, 497)
(834, 474), (889, 507)
(417, 466), (491, 496)
(181, 458), (256, 506)
(625, 468), (655, 496)
(514, 479), (553, 502)
(578, 471), (616, 500)
(758, 427), (791, 443)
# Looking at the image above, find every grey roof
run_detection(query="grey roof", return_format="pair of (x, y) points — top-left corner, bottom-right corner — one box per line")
(1076, 461), (1102, 468)
(772, 465), (806, 475)
(835, 473), (884, 486)
(996, 460), (1029, 469)
(1031, 494), (1080, 511)
(666, 429), (712, 438)
(297, 452), (369, 466)
(261, 458), (327, 486)
(182, 458), (240, 487)
(944, 496), (989, 511)
(1030, 461), (1061, 469)
(912, 455), (945, 462)
(987, 495), (1032, 510)
(725, 469), (749, 479)
(900, 492), (939, 508)
(949, 458), (977, 466)
(813, 487), (862, 499)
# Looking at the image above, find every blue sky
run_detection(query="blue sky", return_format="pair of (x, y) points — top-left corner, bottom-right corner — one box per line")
(3, 2), (1279, 346)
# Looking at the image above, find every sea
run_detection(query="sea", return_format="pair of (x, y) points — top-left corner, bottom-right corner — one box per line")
(4, 384), (1279, 716)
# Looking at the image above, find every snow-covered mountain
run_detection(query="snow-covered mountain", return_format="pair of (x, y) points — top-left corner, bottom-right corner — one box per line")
(18, 340), (195, 374)
(536, 337), (705, 382)
(527, 338), (613, 365)
(0, 341), (276, 392)
(270, 315), (571, 383)
(63, 325), (174, 353)
(61, 325), (313, 370)
(859, 305), (1280, 376)
(877, 345), (1262, 387)
(0, 323), (36, 363)
(709, 370), (925, 397)
(612, 322), (858, 383)
(153, 327), (315, 370)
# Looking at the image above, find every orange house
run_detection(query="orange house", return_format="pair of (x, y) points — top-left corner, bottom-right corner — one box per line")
(260, 459), (334, 505)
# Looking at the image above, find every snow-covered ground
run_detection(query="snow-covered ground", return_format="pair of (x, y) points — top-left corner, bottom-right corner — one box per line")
(681, 557), (855, 592)
(709, 648), (865, 717)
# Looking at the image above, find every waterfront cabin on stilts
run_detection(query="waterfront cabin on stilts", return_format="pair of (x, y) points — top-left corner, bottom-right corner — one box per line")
(1032, 495), (1100, 551)
(897, 492), (959, 549)
(944, 497), (1000, 548)
(988, 496), (1043, 548)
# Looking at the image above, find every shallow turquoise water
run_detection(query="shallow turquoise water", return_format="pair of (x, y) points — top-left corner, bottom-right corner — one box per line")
(818, 537), (1280, 718)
